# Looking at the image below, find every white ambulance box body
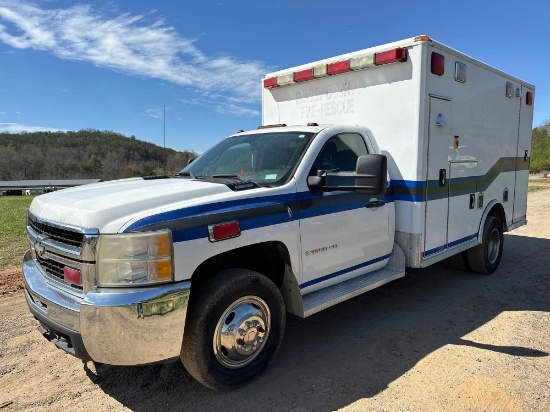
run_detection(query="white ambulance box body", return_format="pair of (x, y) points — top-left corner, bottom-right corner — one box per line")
(262, 36), (534, 267)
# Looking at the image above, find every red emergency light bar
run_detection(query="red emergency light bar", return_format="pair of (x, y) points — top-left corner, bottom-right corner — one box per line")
(263, 77), (277, 89)
(264, 48), (407, 89)
(327, 61), (350, 75)
(375, 48), (407, 65)
(294, 68), (314, 82)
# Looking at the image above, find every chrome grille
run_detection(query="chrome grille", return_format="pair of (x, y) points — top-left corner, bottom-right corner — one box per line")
(28, 216), (84, 247)
(27, 212), (98, 293)
(35, 255), (83, 290)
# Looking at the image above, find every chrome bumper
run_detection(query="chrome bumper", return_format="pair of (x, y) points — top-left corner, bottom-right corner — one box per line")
(23, 250), (191, 365)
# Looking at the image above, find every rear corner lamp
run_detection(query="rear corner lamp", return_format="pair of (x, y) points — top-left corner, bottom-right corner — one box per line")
(455, 62), (467, 83)
(263, 77), (277, 89)
(208, 221), (241, 242)
(327, 60), (350, 75)
(414, 35), (432, 42)
(526, 91), (533, 106)
(375, 48), (407, 65)
(431, 52), (445, 76)
(505, 82), (514, 98)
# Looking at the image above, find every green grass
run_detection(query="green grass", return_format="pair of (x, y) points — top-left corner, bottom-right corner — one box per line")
(0, 196), (33, 269)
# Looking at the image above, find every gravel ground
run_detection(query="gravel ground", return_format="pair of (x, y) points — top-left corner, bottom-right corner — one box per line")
(0, 189), (548, 412)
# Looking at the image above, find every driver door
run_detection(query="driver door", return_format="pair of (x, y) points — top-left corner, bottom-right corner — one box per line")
(298, 133), (390, 292)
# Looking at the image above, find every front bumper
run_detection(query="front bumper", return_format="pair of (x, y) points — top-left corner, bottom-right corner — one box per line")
(23, 250), (191, 365)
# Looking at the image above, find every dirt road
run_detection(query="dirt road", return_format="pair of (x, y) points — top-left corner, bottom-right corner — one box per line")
(1, 190), (549, 411)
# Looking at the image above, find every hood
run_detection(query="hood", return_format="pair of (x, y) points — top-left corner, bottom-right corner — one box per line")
(29, 177), (233, 233)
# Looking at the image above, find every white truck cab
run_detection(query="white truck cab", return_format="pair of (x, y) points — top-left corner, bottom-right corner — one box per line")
(22, 35), (534, 390)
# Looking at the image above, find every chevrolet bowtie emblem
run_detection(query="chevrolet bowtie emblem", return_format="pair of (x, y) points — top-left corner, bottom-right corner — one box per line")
(34, 235), (48, 258)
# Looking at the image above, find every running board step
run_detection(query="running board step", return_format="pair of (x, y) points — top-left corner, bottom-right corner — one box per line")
(302, 244), (405, 317)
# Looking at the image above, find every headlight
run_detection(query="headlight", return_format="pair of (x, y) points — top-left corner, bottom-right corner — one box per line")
(97, 230), (174, 287)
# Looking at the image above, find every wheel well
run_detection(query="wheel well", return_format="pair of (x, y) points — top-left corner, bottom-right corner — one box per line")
(190, 242), (291, 290)
(487, 203), (507, 231)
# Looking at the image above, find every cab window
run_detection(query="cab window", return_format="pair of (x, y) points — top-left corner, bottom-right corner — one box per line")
(311, 133), (369, 175)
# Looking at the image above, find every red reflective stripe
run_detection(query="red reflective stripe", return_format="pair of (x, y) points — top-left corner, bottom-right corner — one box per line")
(374, 48), (407, 65)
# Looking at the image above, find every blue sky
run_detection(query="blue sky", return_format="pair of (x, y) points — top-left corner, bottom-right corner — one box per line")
(0, 0), (549, 153)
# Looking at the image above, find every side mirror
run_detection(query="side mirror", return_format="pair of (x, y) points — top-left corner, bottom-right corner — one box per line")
(355, 154), (387, 195)
(187, 158), (195, 165)
(307, 170), (326, 188)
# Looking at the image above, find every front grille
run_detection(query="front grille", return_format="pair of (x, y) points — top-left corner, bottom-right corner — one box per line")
(29, 217), (84, 247)
(36, 255), (83, 290)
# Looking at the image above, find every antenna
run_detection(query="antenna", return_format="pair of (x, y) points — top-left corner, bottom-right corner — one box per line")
(163, 106), (166, 148)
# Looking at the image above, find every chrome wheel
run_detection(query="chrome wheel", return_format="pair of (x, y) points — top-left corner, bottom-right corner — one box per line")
(487, 227), (501, 264)
(213, 296), (271, 369)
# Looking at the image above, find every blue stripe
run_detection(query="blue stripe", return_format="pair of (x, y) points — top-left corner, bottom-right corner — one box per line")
(126, 190), (394, 235)
(124, 192), (301, 232)
(391, 180), (424, 188)
(300, 253), (391, 289)
(424, 233), (478, 257)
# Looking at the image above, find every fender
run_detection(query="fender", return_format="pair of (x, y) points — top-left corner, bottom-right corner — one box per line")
(477, 199), (505, 244)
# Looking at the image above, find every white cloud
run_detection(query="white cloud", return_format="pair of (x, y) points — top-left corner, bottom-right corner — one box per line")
(215, 103), (260, 117)
(146, 108), (165, 119)
(0, 122), (67, 133)
(177, 98), (206, 106)
(0, 1), (269, 107)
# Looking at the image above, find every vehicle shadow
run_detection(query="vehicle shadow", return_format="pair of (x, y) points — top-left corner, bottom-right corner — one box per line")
(89, 233), (549, 412)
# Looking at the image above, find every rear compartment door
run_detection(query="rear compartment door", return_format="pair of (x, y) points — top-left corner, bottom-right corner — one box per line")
(424, 96), (451, 256)
(512, 86), (533, 224)
(448, 161), (479, 245)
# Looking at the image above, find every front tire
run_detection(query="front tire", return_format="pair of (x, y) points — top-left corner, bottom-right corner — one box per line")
(467, 216), (504, 274)
(180, 269), (285, 390)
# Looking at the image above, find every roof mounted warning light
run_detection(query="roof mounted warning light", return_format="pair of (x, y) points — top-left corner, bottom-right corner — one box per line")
(258, 124), (287, 129)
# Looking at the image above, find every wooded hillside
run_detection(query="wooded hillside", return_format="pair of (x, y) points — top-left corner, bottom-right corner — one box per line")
(0, 130), (197, 181)
(531, 119), (550, 173)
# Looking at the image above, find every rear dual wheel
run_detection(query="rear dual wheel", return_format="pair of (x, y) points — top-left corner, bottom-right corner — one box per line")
(450, 216), (503, 274)
(467, 216), (503, 274)
(180, 269), (285, 390)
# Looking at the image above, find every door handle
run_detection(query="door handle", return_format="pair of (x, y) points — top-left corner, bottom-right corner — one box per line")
(366, 200), (385, 208)
(439, 169), (446, 187)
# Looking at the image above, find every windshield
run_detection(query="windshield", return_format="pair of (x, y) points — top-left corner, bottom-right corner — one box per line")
(180, 131), (315, 186)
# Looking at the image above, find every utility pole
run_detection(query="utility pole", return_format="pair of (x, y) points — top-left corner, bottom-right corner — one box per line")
(163, 105), (166, 148)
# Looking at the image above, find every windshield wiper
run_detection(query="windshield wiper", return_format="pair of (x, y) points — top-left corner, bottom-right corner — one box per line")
(206, 174), (241, 179)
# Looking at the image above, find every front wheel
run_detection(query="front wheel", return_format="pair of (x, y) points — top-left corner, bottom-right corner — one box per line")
(467, 216), (504, 274)
(180, 269), (285, 390)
